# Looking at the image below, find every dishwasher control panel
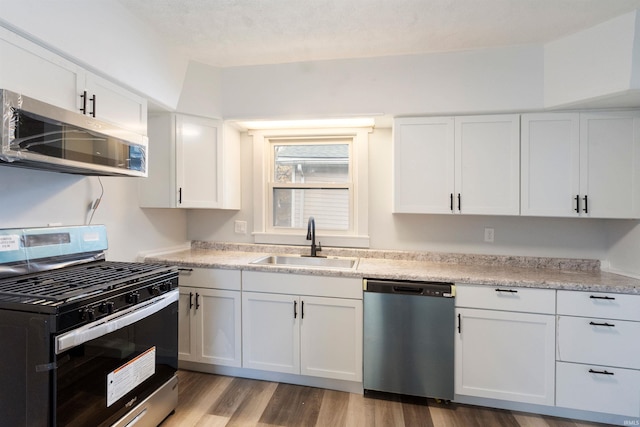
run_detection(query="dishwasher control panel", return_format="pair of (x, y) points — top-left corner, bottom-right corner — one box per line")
(363, 278), (455, 298)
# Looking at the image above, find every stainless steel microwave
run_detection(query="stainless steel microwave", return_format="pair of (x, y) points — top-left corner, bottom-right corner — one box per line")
(0, 89), (148, 177)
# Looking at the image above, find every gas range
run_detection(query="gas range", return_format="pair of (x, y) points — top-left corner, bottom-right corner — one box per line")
(0, 225), (179, 427)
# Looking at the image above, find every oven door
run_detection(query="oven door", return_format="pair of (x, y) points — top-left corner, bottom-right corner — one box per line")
(54, 290), (178, 427)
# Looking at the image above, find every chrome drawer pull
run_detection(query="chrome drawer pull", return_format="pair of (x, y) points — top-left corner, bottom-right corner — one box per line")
(588, 369), (614, 376)
(589, 321), (615, 327)
(589, 295), (615, 300)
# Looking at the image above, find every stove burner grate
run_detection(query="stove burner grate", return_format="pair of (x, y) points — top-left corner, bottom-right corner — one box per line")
(0, 261), (171, 305)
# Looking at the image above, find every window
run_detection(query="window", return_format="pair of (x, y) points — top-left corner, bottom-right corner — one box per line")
(252, 127), (370, 248)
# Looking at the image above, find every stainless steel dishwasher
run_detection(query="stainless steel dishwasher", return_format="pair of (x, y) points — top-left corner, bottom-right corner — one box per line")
(363, 278), (455, 400)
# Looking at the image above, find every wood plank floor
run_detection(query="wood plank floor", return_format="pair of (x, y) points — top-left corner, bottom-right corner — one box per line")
(160, 370), (612, 427)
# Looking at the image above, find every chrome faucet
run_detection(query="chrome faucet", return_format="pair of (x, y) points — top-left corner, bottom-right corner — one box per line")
(306, 216), (322, 257)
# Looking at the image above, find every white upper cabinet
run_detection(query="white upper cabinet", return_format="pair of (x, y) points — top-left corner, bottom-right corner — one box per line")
(522, 111), (640, 218)
(455, 115), (520, 215)
(581, 112), (640, 218)
(393, 114), (520, 215)
(0, 26), (147, 134)
(0, 27), (81, 112)
(393, 117), (455, 214)
(139, 113), (241, 209)
(81, 73), (147, 135)
(521, 113), (580, 216)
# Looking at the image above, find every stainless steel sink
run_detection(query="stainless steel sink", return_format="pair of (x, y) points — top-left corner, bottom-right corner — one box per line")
(250, 254), (358, 269)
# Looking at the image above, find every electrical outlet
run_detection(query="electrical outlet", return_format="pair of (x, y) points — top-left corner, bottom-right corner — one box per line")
(234, 220), (247, 234)
(484, 227), (495, 243)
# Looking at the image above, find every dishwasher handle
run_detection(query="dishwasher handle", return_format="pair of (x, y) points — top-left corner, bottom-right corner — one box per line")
(393, 286), (424, 294)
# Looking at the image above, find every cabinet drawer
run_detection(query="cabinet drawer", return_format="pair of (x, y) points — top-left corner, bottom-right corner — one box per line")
(557, 290), (640, 321)
(556, 361), (640, 418)
(456, 285), (555, 314)
(178, 268), (241, 290)
(557, 315), (640, 369)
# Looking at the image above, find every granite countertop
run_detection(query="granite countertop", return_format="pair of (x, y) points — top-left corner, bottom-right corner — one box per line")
(144, 242), (640, 295)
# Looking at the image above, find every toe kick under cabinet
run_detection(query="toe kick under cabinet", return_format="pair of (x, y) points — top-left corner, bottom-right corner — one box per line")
(556, 290), (640, 418)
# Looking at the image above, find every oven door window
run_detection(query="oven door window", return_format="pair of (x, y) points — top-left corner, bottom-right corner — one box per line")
(55, 301), (177, 427)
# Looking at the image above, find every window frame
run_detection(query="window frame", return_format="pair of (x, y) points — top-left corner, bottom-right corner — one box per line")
(251, 127), (371, 248)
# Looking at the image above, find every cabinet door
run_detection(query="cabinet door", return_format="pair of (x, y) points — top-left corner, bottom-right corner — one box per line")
(300, 296), (363, 382)
(196, 289), (242, 367)
(82, 72), (148, 135)
(393, 117), (455, 213)
(580, 112), (640, 218)
(455, 308), (555, 405)
(455, 115), (520, 215)
(176, 115), (223, 208)
(0, 27), (80, 111)
(521, 113), (580, 217)
(242, 292), (300, 374)
(178, 287), (198, 362)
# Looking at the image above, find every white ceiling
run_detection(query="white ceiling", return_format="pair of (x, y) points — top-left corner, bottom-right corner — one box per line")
(118, 0), (640, 68)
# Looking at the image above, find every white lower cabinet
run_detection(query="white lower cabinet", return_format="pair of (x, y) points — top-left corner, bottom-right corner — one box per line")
(556, 290), (640, 418)
(455, 285), (556, 405)
(299, 296), (363, 381)
(242, 292), (299, 374)
(178, 269), (242, 367)
(556, 362), (640, 418)
(242, 292), (363, 382)
(241, 271), (363, 382)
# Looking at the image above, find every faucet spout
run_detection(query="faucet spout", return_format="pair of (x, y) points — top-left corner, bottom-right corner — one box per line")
(306, 216), (321, 257)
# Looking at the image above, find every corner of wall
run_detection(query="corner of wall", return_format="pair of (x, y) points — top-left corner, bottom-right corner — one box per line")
(176, 61), (223, 118)
(544, 9), (639, 108)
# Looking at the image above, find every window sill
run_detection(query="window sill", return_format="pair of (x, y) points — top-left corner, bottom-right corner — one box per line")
(253, 232), (370, 249)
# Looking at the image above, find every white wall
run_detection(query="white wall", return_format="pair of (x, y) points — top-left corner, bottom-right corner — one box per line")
(544, 10), (640, 108)
(220, 45), (544, 119)
(177, 61), (223, 117)
(0, 0), (188, 109)
(604, 220), (640, 277)
(0, 166), (187, 261)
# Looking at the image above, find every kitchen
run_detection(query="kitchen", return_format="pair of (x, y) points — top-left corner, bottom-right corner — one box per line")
(1, 1), (640, 426)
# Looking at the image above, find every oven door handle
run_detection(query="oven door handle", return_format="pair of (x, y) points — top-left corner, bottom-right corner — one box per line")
(55, 289), (179, 354)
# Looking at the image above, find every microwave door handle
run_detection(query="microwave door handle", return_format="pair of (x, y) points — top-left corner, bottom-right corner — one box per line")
(55, 290), (178, 354)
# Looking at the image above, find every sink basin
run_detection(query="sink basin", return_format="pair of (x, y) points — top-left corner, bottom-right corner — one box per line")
(250, 254), (358, 269)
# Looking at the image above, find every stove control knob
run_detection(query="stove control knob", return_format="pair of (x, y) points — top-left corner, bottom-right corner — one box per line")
(99, 301), (115, 314)
(149, 285), (161, 296)
(82, 308), (95, 321)
(127, 291), (140, 304)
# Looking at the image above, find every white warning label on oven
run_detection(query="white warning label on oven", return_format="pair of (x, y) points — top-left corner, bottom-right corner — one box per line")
(0, 235), (20, 252)
(107, 347), (156, 407)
